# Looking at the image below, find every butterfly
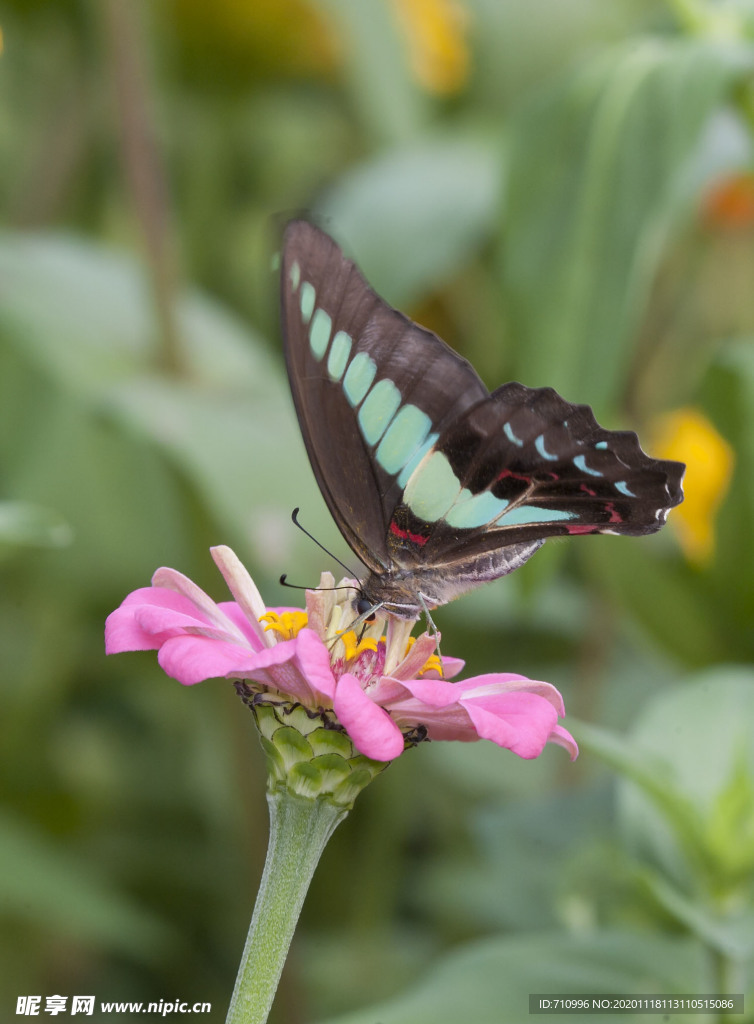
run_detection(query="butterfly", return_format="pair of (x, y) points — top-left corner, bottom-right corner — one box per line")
(281, 220), (685, 621)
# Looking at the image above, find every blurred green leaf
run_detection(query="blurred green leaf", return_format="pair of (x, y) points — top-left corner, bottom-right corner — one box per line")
(699, 341), (754, 653)
(0, 233), (343, 588)
(504, 37), (754, 412)
(0, 501), (72, 552)
(312, 0), (428, 145)
(595, 667), (754, 954)
(317, 134), (501, 305)
(414, 785), (612, 933)
(315, 930), (710, 1024)
(469, 0), (662, 105)
(582, 536), (725, 665)
(571, 718), (704, 886)
(0, 812), (174, 959)
(642, 871), (754, 960)
(617, 667), (754, 878)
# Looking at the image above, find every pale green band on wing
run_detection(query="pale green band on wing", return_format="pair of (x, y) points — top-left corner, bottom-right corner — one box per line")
(595, 441), (608, 449)
(397, 432), (439, 488)
(615, 481), (635, 497)
(502, 504), (575, 525)
(309, 308), (332, 361)
(300, 281), (316, 324)
(376, 404), (432, 475)
(327, 328), (351, 381)
(290, 260), (301, 291)
(403, 450), (460, 521)
(445, 489), (510, 529)
(357, 378), (402, 445)
(573, 454), (602, 477)
(343, 351), (376, 406)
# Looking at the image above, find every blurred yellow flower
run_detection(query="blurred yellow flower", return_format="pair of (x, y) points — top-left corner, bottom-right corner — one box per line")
(653, 408), (734, 564)
(391, 0), (469, 95)
(168, 0), (335, 84)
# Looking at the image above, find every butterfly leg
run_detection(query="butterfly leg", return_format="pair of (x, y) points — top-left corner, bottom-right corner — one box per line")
(418, 594), (443, 665)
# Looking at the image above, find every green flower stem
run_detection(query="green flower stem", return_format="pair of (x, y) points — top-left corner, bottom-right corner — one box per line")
(225, 790), (348, 1024)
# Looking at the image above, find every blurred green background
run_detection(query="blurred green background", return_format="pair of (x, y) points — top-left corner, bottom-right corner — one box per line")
(2, 0), (754, 1021)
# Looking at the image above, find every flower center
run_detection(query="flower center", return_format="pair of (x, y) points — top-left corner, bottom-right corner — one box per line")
(260, 610), (308, 640)
(339, 630), (378, 662)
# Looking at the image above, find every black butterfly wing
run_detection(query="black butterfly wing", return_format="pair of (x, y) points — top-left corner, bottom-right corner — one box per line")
(388, 381), (685, 573)
(281, 219), (490, 572)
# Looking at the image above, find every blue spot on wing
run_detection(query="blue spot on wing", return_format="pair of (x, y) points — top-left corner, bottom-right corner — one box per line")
(502, 504), (576, 525)
(534, 434), (558, 461)
(504, 422), (524, 447)
(573, 454), (603, 477)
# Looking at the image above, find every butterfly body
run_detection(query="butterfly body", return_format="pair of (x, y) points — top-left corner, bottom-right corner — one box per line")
(281, 220), (685, 620)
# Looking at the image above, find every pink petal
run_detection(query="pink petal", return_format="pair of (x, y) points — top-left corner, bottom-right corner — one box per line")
(104, 588), (203, 653)
(439, 655), (465, 679)
(452, 673), (567, 716)
(156, 626), (336, 703)
(548, 724), (579, 761)
(157, 634), (260, 685)
(462, 692), (558, 758)
(151, 568), (240, 636)
(219, 601), (276, 651)
(391, 633), (437, 680)
(385, 676), (466, 708)
(211, 546), (270, 648)
(333, 673), (405, 762)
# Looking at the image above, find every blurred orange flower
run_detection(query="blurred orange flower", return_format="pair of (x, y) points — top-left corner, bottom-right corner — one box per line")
(702, 171), (754, 230)
(653, 407), (734, 564)
(391, 0), (470, 94)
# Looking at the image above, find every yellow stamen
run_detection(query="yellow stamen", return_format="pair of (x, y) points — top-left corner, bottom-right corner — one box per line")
(260, 610), (308, 640)
(340, 630), (379, 662)
(420, 653), (443, 676)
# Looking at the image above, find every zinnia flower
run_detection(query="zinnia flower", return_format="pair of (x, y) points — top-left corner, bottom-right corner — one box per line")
(105, 546), (577, 766)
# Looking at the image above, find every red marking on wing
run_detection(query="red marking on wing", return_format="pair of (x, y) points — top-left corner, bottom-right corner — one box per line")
(390, 521), (430, 546)
(605, 502), (622, 524)
(566, 524), (597, 534)
(579, 483), (597, 497)
(496, 468), (530, 483)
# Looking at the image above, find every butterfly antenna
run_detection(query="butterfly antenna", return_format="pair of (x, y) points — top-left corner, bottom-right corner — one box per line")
(290, 507), (358, 578)
(279, 574), (359, 594)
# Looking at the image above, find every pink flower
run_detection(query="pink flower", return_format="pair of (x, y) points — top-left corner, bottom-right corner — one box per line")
(106, 546), (578, 764)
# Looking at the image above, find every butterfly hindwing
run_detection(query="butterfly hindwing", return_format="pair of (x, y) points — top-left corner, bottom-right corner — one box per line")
(282, 219), (491, 571)
(390, 382), (684, 563)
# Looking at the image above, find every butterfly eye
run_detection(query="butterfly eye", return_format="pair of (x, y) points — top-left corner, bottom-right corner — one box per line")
(356, 597), (376, 622)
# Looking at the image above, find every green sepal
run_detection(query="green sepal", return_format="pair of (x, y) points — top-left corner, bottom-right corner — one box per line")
(246, 697), (387, 809)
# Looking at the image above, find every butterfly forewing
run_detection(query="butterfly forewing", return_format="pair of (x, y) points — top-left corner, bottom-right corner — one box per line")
(282, 219), (490, 570)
